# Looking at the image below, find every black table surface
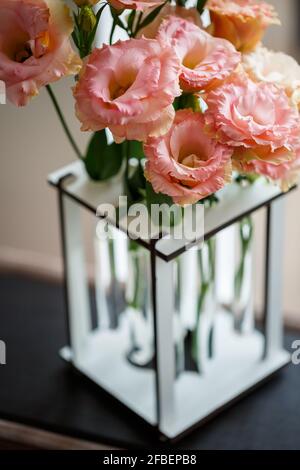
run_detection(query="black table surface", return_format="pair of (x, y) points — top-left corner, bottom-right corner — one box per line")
(0, 273), (300, 450)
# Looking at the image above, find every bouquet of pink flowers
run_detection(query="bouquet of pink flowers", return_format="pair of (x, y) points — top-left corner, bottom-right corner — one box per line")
(1, 0), (300, 206)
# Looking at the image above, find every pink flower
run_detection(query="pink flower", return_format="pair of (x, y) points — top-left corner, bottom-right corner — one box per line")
(74, 38), (181, 143)
(144, 109), (233, 205)
(108, 0), (165, 12)
(243, 46), (300, 110)
(136, 5), (202, 39)
(280, 145), (300, 190)
(207, 0), (280, 53)
(158, 17), (241, 93)
(204, 74), (300, 161)
(233, 145), (300, 191)
(0, 0), (81, 106)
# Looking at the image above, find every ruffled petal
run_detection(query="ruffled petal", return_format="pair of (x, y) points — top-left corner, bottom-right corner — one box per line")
(144, 109), (233, 205)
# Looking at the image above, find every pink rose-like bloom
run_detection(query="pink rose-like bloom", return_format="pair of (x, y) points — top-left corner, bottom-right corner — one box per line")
(158, 17), (241, 93)
(136, 5), (202, 39)
(280, 145), (300, 191)
(144, 109), (233, 205)
(243, 47), (300, 110)
(108, 0), (164, 12)
(0, 0), (81, 106)
(204, 74), (300, 167)
(207, 0), (280, 53)
(233, 145), (300, 191)
(74, 38), (181, 143)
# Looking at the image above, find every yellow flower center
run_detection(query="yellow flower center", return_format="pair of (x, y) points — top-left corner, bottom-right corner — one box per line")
(109, 69), (138, 100)
(15, 31), (50, 63)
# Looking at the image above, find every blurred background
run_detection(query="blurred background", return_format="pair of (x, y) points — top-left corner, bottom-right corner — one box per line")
(0, 0), (299, 327)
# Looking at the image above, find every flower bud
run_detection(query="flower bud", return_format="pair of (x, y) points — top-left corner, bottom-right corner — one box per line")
(79, 6), (97, 33)
(74, 0), (99, 6)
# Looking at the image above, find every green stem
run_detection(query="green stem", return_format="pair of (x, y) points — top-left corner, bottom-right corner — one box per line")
(234, 216), (253, 300)
(46, 85), (82, 160)
(132, 253), (140, 309)
(128, 242), (144, 310)
(175, 258), (181, 312)
(108, 236), (116, 280)
(192, 238), (216, 367)
(123, 140), (132, 198)
(132, 1), (168, 38)
(109, 19), (117, 44)
(197, 238), (215, 314)
(197, 0), (208, 14)
(132, 11), (143, 38)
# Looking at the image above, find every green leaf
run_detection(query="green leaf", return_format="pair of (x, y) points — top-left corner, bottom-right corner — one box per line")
(73, 12), (80, 30)
(84, 130), (107, 180)
(197, 0), (207, 14)
(102, 142), (124, 180)
(127, 10), (136, 35)
(146, 181), (173, 215)
(124, 160), (146, 203)
(84, 130), (123, 181)
(109, 19), (117, 45)
(127, 140), (144, 160)
(96, 3), (107, 22)
(235, 173), (259, 186)
(110, 7), (128, 31)
(200, 193), (219, 208)
(130, 161), (146, 193)
(72, 30), (80, 49)
(145, 181), (182, 228)
(87, 3), (107, 50)
(173, 93), (200, 112)
(146, 181), (173, 208)
(138, 1), (168, 31)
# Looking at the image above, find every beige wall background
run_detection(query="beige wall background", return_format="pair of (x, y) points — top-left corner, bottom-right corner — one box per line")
(0, 0), (299, 326)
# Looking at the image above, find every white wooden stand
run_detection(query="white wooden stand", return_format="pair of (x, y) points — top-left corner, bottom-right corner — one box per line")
(49, 161), (292, 441)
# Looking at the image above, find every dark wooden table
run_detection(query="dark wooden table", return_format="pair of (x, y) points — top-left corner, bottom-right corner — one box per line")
(0, 273), (300, 450)
(0, 419), (113, 449)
